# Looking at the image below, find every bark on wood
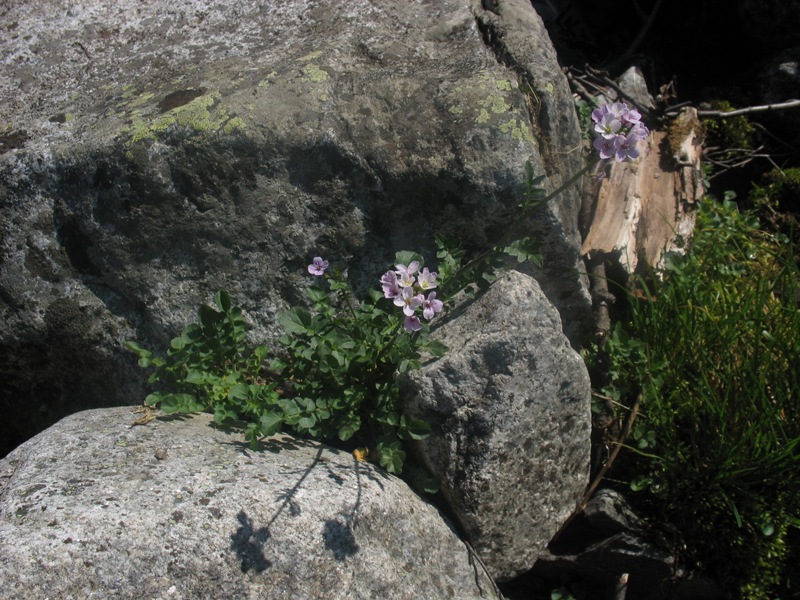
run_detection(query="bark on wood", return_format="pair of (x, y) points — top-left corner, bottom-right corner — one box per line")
(581, 107), (704, 275)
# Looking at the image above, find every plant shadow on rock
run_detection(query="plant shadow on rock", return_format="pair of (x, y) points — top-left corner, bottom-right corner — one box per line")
(225, 435), (380, 573)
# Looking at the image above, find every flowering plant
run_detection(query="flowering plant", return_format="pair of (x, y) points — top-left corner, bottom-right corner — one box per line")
(591, 102), (650, 162)
(379, 261), (443, 332)
(126, 102), (649, 481)
(126, 251), (447, 479)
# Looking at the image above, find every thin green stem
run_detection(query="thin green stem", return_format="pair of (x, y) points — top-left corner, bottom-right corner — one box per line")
(441, 158), (600, 297)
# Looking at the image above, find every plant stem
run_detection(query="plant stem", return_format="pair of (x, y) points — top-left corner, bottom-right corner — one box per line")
(442, 158), (600, 298)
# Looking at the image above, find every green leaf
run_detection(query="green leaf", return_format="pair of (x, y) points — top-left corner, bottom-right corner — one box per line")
(394, 250), (424, 268)
(298, 416), (316, 430)
(260, 412), (283, 436)
(123, 340), (152, 359)
(159, 393), (205, 414)
(279, 307), (313, 335)
(338, 419), (360, 441)
(145, 392), (164, 407)
(214, 407), (239, 424)
(306, 286), (329, 303)
(185, 370), (210, 385)
(425, 340), (448, 357)
(215, 290), (232, 313)
(228, 383), (250, 402)
(198, 303), (222, 330)
(504, 237), (541, 264)
(279, 398), (301, 416)
(408, 466), (440, 495)
(376, 437), (405, 474)
(401, 416), (431, 440)
(245, 422), (261, 451)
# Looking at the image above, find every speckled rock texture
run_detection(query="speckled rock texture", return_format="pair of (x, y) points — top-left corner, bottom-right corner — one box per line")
(0, 0), (590, 457)
(0, 407), (500, 599)
(399, 270), (591, 581)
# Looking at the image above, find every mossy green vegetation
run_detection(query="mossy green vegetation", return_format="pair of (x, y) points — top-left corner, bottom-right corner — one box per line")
(749, 167), (800, 243)
(702, 99), (757, 158)
(590, 197), (800, 599)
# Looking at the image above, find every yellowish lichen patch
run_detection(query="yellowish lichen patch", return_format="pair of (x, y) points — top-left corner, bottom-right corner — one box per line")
(302, 63), (329, 83)
(496, 79), (512, 92)
(258, 71), (279, 88)
(223, 116), (247, 134)
(475, 94), (511, 124)
(171, 93), (222, 131)
(299, 50), (324, 62)
(482, 94), (511, 114)
(128, 91), (155, 108)
(499, 118), (535, 143)
(449, 105), (463, 115)
(123, 90), (245, 146)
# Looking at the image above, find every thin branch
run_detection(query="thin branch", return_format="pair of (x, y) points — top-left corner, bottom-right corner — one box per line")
(694, 99), (800, 119)
(550, 393), (643, 544)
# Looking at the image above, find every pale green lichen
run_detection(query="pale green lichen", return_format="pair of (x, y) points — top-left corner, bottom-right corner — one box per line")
(299, 50), (324, 62)
(482, 94), (511, 114)
(223, 116), (247, 134)
(124, 91), (245, 146)
(499, 118), (535, 143)
(496, 80), (512, 92)
(128, 92), (155, 108)
(449, 105), (463, 115)
(171, 93), (222, 131)
(475, 94), (511, 124)
(302, 63), (329, 83)
(258, 71), (278, 87)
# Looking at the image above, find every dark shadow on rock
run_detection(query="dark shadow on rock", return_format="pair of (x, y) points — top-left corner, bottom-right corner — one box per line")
(323, 517), (360, 561)
(230, 510), (272, 573)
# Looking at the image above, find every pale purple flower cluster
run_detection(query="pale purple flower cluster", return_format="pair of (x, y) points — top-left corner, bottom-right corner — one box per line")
(591, 102), (649, 162)
(380, 261), (443, 332)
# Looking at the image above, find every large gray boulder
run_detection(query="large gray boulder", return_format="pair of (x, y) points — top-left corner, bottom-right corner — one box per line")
(0, 0), (590, 456)
(0, 407), (500, 599)
(399, 270), (591, 581)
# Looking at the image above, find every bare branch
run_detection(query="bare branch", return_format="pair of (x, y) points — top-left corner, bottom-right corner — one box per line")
(693, 99), (800, 119)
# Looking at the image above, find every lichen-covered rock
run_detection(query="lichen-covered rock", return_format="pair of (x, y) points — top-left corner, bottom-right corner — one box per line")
(0, 0), (589, 456)
(399, 270), (591, 581)
(0, 407), (499, 599)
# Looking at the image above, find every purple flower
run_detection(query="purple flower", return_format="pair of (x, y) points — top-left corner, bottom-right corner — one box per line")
(422, 292), (443, 320)
(308, 256), (329, 276)
(622, 107), (642, 126)
(404, 315), (422, 332)
(417, 267), (438, 291)
(394, 286), (424, 316)
(593, 135), (620, 160)
(591, 102), (649, 163)
(594, 112), (621, 139)
(395, 261), (419, 288)
(380, 270), (402, 299)
(615, 130), (642, 162)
